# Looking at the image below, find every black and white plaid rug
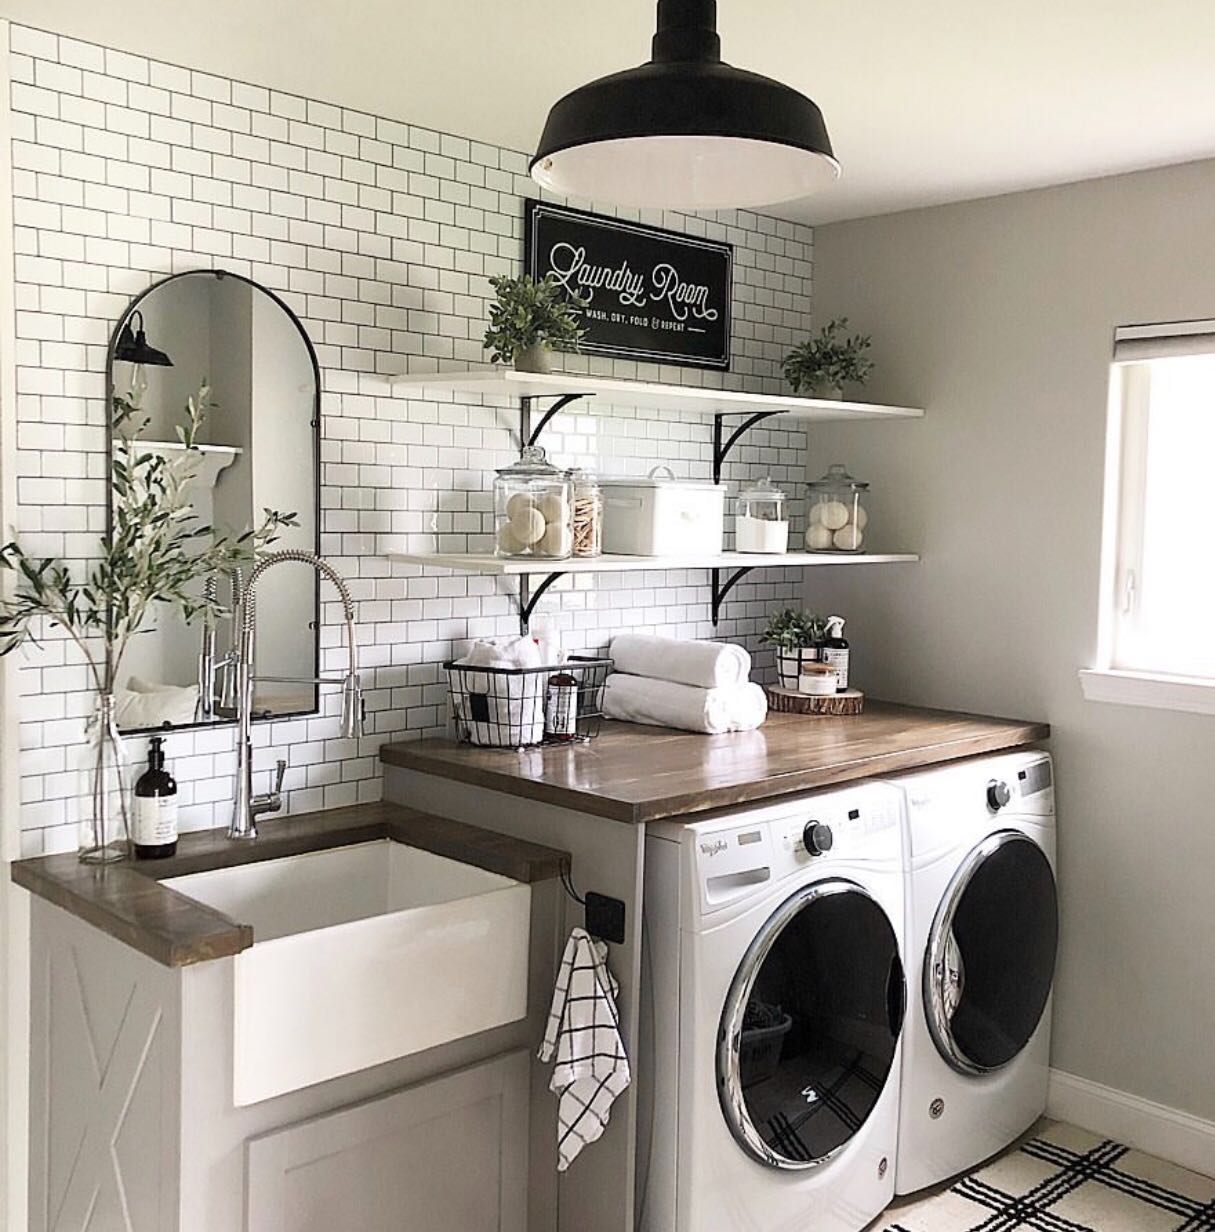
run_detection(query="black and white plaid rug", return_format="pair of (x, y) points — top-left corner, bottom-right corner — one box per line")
(882, 1120), (1215, 1231)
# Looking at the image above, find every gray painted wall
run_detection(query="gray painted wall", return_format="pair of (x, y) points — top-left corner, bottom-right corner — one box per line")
(800, 157), (1215, 1122)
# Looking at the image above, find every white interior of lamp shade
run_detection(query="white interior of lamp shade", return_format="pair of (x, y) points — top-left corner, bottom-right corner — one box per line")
(531, 134), (840, 210)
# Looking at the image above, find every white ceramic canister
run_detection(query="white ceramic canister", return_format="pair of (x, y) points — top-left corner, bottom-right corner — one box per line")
(600, 466), (726, 556)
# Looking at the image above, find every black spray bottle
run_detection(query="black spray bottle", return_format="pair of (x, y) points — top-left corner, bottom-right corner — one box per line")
(132, 736), (178, 859)
(822, 615), (850, 692)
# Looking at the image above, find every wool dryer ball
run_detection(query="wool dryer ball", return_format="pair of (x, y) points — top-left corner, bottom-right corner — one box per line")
(833, 525), (864, 550)
(536, 492), (569, 524)
(819, 500), (850, 531)
(538, 520), (572, 557)
(805, 522), (835, 550)
(508, 505), (547, 546)
(505, 492), (536, 521)
(497, 522), (525, 554)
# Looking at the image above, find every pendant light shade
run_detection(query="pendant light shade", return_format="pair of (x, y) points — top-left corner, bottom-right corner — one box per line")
(530, 0), (838, 211)
(114, 310), (173, 367)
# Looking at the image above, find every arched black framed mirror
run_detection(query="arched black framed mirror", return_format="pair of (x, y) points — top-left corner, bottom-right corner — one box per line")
(106, 269), (321, 734)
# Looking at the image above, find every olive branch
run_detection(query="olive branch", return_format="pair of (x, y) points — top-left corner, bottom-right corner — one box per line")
(0, 382), (297, 694)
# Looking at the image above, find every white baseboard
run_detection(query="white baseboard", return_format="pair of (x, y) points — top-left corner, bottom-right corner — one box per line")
(1048, 1069), (1215, 1178)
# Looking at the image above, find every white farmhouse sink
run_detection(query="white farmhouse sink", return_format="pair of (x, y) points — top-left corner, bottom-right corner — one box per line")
(164, 840), (531, 1106)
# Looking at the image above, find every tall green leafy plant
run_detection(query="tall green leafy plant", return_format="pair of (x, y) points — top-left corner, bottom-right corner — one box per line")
(483, 273), (587, 364)
(0, 383), (296, 694)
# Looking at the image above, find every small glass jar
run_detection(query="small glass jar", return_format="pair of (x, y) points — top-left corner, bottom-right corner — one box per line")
(570, 469), (603, 559)
(806, 463), (870, 552)
(494, 445), (574, 560)
(736, 477), (789, 554)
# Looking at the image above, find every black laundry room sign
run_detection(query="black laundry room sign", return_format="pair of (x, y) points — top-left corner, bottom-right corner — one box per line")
(524, 200), (732, 370)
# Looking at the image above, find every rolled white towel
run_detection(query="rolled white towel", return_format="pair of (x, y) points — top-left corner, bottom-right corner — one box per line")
(608, 634), (751, 690)
(453, 636), (545, 746)
(603, 673), (767, 735)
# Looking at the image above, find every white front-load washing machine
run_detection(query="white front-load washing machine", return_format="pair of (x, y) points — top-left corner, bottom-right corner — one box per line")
(888, 749), (1058, 1195)
(638, 781), (907, 1232)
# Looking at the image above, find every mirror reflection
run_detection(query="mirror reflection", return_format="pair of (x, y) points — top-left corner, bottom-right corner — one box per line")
(108, 270), (320, 733)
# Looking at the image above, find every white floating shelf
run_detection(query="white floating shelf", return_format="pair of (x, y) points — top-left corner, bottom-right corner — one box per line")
(387, 368), (923, 422)
(125, 439), (243, 457)
(386, 550), (919, 576)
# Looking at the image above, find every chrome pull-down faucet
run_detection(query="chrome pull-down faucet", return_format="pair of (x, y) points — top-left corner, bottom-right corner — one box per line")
(228, 550), (362, 840)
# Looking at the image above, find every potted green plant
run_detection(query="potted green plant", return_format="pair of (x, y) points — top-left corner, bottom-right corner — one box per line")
(0, 384), (295, 863)
(483, 273), (587, 373)
(781, 317), (874, 399)
(759, 607), (825, 689)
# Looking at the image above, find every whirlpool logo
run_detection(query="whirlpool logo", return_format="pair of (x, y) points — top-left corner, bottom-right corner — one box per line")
(699, 839), (728, 857)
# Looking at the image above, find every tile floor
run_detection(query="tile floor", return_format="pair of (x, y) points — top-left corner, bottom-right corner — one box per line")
(877, 1120), (1215, 1231)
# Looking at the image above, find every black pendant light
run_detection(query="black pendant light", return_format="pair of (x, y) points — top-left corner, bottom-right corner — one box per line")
(530, 0), (838, 211)
(113, 310), (173, 367)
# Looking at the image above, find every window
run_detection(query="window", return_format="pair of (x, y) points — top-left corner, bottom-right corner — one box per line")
(1082, 320), (1215, 712)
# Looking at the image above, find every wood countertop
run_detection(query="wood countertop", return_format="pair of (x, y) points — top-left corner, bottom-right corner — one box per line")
(11, 800), (568, 968)
(381, 702), (1050, 825)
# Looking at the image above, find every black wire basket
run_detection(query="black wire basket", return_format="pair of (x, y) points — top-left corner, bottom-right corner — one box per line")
(444, 655), (612, 749)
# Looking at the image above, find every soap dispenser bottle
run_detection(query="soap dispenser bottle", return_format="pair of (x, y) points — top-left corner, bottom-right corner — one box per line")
(133, 736), (178, 859)
(822, 615), (850, 692)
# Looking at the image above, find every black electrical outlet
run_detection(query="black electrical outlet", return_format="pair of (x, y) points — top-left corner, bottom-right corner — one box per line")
(584, 892), (626, 945)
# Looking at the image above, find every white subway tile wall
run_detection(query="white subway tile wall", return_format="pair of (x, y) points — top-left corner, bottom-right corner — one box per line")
(8, 23), (818, 856)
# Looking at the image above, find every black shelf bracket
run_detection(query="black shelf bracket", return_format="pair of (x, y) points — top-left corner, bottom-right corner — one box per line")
(519, 392), (592, 451)
(713, 410), (785, 484)
(711, 565), (754, 626)
(517, 571), (565, 635)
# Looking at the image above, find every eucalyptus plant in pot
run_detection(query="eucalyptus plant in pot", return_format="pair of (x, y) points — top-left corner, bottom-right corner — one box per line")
(0, 385), (295, 862)
(760, 607), (826, 690)
(782, 318), (874, 400)
(483, 273), (587, 373)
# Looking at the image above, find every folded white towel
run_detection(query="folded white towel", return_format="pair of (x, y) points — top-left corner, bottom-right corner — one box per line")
(539, 928), (630, 1172)
(608, 633), (751, 690)
(602, 673), (767, 734)
(453, 636), (544, 746)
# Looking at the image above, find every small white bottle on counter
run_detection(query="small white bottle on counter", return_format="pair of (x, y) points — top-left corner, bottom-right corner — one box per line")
(821, 615), (850, 692)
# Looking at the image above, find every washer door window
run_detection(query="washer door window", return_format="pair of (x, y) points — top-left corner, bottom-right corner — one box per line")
(717, 879), (905, 1170)
(925, 830), (1058, 1075)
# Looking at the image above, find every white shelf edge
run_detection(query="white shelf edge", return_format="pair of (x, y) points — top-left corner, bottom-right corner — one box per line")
(117, 438), (244, 456)
(384, 550), (920, 576)
(383, 368), (924, 421)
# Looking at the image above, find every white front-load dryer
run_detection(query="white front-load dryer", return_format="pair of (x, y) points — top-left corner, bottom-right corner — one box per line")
(888, 749), (1058, 1195)
(638, 782), (907, 1232)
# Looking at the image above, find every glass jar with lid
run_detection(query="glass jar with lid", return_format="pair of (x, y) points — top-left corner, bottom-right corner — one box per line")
(736, 477), (789, 554)
(494, 445), (574, 560)
(806, 463), (869, 552)
(570, 469), (603, 558)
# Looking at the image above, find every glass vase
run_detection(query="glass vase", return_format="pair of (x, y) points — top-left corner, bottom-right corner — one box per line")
(78, 692), (132, 864)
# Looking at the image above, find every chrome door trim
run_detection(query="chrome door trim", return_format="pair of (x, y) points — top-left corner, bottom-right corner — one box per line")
(923, 829), (1054, 1076)
(716, 878), (898, 1171)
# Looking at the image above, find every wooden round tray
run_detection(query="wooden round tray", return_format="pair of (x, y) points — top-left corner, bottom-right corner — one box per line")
(765, 685), (865, 716)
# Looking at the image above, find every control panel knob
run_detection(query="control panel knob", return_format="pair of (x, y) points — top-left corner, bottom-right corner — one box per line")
(986, 780), (1012, 811)
(802, 821), (834, 856)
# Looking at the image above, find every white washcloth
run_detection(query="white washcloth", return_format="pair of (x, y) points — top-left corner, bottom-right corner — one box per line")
(539, 928), (630, 1172)
(453, 636), (544, 746)
(603, 672), (767, 734)
(609, 633), (751, 690)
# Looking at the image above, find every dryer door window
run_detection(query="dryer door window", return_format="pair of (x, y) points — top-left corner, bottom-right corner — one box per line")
(925, 830), (1058, 1075)
(717, 879), (905, 1171)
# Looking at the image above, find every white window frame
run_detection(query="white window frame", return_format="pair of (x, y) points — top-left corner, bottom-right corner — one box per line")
(1081, 323), (1215, 714)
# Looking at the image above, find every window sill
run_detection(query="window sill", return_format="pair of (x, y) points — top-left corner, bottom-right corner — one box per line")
(1079, 668), (1215, 716)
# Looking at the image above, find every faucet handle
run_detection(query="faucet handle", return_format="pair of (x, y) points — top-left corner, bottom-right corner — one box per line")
(270, 758), (286, 796)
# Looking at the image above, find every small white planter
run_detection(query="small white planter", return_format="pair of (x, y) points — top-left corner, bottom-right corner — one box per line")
(776, 647), (820, 690)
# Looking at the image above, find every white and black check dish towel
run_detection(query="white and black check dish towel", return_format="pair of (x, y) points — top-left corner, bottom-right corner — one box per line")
(538, 927), (631, 1172)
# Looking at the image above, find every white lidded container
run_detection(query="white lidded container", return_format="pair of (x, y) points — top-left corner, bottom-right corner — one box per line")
(735, 477), (789, 554)
(600, 466), (726, 556)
